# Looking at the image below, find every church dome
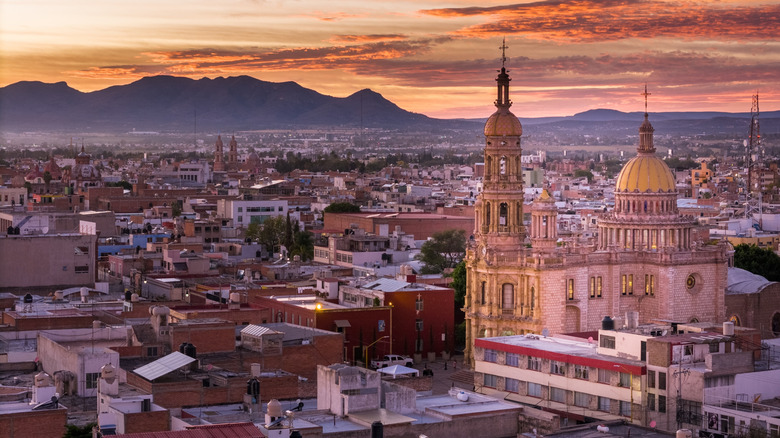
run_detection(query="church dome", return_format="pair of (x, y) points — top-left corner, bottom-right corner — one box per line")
(615, 154), (675, 193)
(484, 110), (523, 137)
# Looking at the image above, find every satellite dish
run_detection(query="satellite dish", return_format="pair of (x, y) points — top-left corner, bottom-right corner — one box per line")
(541, 328), (550, 338)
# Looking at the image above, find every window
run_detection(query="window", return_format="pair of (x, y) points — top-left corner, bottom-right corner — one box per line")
(573, 392), (590, 407)
(551, 361), (566, 376)
(506, 378), (519, 393)
(481, 281), (486, 304)
(75, 265), (89, 274)
(506, 353), (520, 367)
(590, 277), (596, 298)
(484, 349), (498, 363)
(720, 415), (735, 435)
(415, 297), (424, 311)
(85, 372), (100, 389)
(619, 372), (631, 388)
(483, 374), (497, 388)
(550, 387), (566, 403)
(147, 346), (158, 357)
(647, 393), (656, 411)
(528, 356), (542, 371)
(600, 335), (615, 349)
(658, 395), (666, 413)
(628, 274), (633, 294)
(648, 370), (656, 388)
(709, 342), (719, 353)
(598, 397), (611, 412)
(415, 319), (423, 331)
(705, 375), (734, 388)
(621, 274), (634, 295)
(645, 274), (655, 296)
(659, 372), (667, 390)
(598, 368), (610, 383)
(567, 279), (574, 300)
(75, 246), (89, 255)
(528, 382), (542, 397)
(596, 276), (602, 297)
(238, 207), (243, 212)
(574, 364), (589, 380)
(620, 401), (631, 417)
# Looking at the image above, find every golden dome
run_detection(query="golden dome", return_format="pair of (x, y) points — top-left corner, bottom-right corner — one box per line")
(484, 110), (523, 137)
(615, 154), (675, 192)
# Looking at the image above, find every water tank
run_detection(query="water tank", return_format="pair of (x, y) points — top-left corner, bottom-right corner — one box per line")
(179, 342), (189, 354)
(625, 311), (639, 329)
(131, 293), (140, 302)
(456, 391), (469, 402)
(23, 294), (33, 303)
(230, 292), (241, 304)
(601, 316), (614, 330)
(54, 290), (64, 301)
(93, 320), (102, 329)
(267, 399), (282, 418)
(183, 343), (197, 359)
(101, 364), (116, 380)
(80, 287), (90, 302)
(34, 372), (53, 387)
(246, 378), (260, 397)
(723, 321), (735, 336)
(151, 306), (170, 316)
(676, 429), (693, 438)
(125, 290), (132, 301)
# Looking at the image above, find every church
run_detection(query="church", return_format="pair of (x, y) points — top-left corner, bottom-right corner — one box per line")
(463, 61), (730, 364)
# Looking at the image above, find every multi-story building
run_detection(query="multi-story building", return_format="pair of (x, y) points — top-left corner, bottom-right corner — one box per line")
(216, 197), (288, 228)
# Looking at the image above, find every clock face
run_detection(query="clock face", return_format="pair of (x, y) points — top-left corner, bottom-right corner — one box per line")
(686, 275), (696, 289)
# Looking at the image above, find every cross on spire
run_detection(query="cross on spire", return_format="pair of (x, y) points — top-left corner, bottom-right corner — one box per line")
(641, 84), (651, 115)
(500, 37), (508, 68)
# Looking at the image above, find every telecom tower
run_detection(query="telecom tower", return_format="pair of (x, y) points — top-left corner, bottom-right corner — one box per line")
(743, 92), (762, 228)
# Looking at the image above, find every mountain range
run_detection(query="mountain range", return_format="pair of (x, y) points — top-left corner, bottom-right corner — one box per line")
(0, 75), (778, 136)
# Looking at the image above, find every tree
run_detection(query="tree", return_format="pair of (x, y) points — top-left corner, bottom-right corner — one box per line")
(416, 229), (467, 274)
(63, 423), (96, 438)
(289, 229), (314, 261)
(574, 169), (594, 183)
(245, 223), (261, 242)
(258, 215), (287, 256)
(734, 243), (780, 281)
(323, 202), (361, 218)
(450, 260), (466, 311)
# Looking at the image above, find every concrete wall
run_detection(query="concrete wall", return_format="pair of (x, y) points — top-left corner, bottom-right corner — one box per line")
(0, 233), (97, 289)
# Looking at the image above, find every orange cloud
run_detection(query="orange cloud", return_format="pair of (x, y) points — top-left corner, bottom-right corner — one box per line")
(421, 0), (780, 42)
(331, 34), (408, 43)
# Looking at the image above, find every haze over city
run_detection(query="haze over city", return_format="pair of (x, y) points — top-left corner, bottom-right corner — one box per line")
(2, 0), (779, 119)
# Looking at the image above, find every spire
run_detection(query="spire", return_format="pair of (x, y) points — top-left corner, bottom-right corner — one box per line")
(638, 85), (655, 153)
(495, 38), (512, 109)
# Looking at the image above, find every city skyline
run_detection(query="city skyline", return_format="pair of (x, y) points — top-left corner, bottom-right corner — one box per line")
(2, 0), (779, 119)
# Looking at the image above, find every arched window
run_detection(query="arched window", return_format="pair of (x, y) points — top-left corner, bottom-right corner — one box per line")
(502, 283), (514, 311)
(481, 281), (486, 305)
(485, 203), (491, 229)
(530, 287), (535, 310)
(499, 156), (507, 175)
(499, 203), (508, 227)
(729, 315), (741, 326)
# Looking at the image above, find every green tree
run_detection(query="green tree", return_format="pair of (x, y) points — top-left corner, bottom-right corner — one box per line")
(289, 229), (314, 261)
(284, 212), (293, 248)
(63, 423), (96, 438)
(171, 200), (182, 218)
(245, 223), (261, 243)
(416, 229), (467, 274)
(258, 215), (287, 256)
(323, 202), (361, 219)
(574, 169), (594, 183)
(734, 243), (780, 281)
(450, 260), (466, 311)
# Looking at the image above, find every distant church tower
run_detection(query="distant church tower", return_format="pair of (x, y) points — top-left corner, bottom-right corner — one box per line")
(228, 135), (238, 166)
(214, 135), (225, 172)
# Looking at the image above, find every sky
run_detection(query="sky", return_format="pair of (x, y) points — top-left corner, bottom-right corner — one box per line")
(1, 0), (779, 119)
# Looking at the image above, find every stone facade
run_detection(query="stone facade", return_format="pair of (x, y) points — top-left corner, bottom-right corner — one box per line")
(464, 70), (729, 365)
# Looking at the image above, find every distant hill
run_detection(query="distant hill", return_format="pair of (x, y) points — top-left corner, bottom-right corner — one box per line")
(1, 76), (778, 135)
(0, 75), (461, 132)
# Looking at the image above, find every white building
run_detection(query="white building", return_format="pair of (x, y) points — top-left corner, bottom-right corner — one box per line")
(216, 198), (288, 228)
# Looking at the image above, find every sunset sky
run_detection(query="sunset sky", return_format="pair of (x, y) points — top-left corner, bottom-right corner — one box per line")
(1, 0), (778, 118)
